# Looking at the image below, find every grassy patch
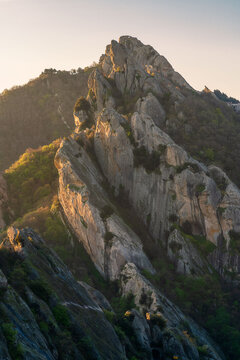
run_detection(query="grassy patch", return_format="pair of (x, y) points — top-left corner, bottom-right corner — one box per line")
(229, 230), (240, 254)
(133, 146), (160, 173)
(1, 322), (24, 360)
(4, 140), (60, 219)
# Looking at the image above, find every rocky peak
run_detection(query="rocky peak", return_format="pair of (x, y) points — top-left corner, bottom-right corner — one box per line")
(56, 36), (240, 284)
(53, 36), (240, 359)
(100, 35), (192, 98)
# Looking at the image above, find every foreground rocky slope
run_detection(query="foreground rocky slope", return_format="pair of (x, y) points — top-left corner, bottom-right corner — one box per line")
(0, 226), (224, 360)
(0, 227), (125, 359)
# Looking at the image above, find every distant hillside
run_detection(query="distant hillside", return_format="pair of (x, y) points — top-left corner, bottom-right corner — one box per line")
(214, 89), (239, 104)
(164, 89), (240, 186)
(0, 68), (91, 171)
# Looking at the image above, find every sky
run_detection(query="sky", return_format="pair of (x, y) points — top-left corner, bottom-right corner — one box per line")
(0, 0), (239, 99)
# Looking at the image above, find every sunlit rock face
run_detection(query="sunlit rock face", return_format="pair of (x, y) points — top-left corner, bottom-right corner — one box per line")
(55, 136), (154, 281)
(56, 35), (240, 282)
(119, 263), (223, 360)
(53, 35), (240, 359)
(0, 227), (126, 359)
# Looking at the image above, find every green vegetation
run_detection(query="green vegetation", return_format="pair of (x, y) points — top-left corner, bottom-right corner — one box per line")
(73, 96), (94, 130)
(111, 294), (136, 316)
(139, 289), (153, 309)
(53, 304), (71, 328)
(150, 313), (167, 330)
(229, 230), (240, 254)
(133, 146), (160, 173)
(175, 162), (200, 174)
(29, 278), (53, 304)
(104, 231), (114, 243)
(78, 336), (99, 360)
(0, 68), (89, 171)
(140, 239), (240, 360)
(105, 294), (149, 359)
(100, 205), (114, 221)
(105, 76), (146, 115)
(218, 207), (226, 215)
(214, 89), (239, 104)
(4, 140), (60, 218)
(171, 224), (216, 256)
(74, 96), (91, 113)
(169, 240), (182, 253)
(168, 214), (179, 223)
(195, 184), (206, 194)
(121, 121), (136, 146)
(1, 322), (24, 359)
(103, 309), (115, 323)
(165, 90), (240, 186)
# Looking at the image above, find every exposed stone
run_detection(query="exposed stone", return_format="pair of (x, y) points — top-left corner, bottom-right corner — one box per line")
(74, 110), (89, 133)
(87, 69), (115, 111)
(0, 227), (126, 359)
(167, 229), (209, 275)
(135, 92), (166, 128)
(120, 263), (223, 360)
(131, 309), (151, 352)
(79, 281), (113, 311)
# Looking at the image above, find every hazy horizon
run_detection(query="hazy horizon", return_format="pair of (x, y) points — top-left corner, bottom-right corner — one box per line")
(0, 0), (239, 99)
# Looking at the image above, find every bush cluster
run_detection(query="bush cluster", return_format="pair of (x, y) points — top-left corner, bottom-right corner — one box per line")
(74, 96), (91, 113)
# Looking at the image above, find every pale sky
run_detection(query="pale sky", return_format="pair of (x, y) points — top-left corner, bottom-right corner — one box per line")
(0, 0), (239, 99)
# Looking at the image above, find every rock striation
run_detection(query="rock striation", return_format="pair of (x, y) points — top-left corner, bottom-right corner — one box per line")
(0, 174), (10, 230)
(54, 36), (240, 359)
(0, 227), (125, 359)
(53, 35), (240, 359)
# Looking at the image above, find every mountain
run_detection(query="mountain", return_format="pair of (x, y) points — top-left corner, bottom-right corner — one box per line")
(0, 68), (90, 171)
(214, 89), (239, 104)
(58, 35), (240, 281)
(0, 227), (125, 359)
(1, 35), (240, 359)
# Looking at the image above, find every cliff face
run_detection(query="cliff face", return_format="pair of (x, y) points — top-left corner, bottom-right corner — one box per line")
(2, 35), (240, 359)
(0, 227), (125, 359)
(53, 36), (240, 359)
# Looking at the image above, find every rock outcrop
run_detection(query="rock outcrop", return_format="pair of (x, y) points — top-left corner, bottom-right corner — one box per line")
(0, 227), (125, 359)
(55, 135), (154, 280)
(53, 36), (240, 359)
(83, 36), (240, 279)
(120, 263), (224, 360)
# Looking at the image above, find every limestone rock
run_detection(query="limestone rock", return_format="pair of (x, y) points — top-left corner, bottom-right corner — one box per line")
(120, 263), (223, 360)
(135, 92), (166, 128)
(56, 136), (154, 280)
(131, 309), (152, 353)
(167, 229), (209, 275)
(73, 109), (89, 133)
(0, 174), (8, 230)
(79, 281), (113, 311)
(87, 69), (115, 111)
